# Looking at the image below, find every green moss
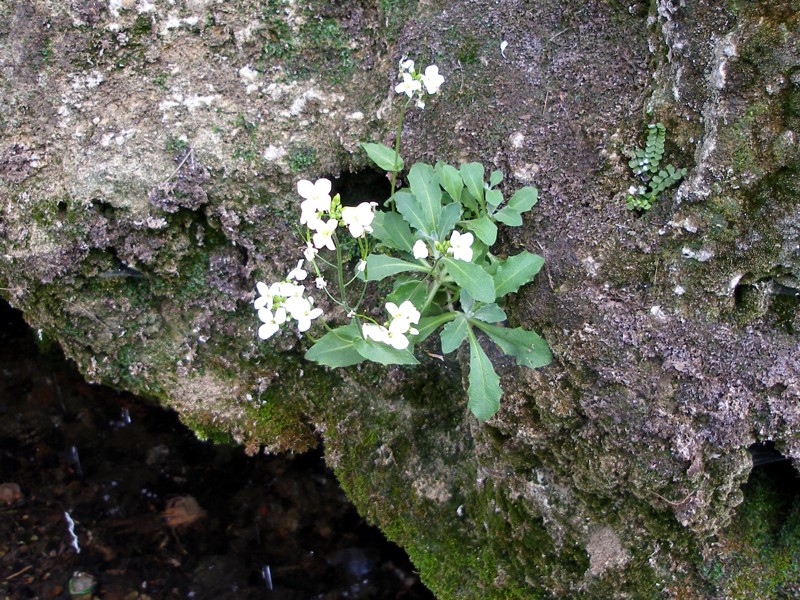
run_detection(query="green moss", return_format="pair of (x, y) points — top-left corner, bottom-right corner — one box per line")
(708, 468), (800, 598)
(130, 14), (153, 37)
(295, 17), (354, 84)
(165, 134), (188, 153)
(456, 35), (481, 65)
(184, 418), (236, 445)
(379, 0), (416, 39)
(288, 144), (318, 173)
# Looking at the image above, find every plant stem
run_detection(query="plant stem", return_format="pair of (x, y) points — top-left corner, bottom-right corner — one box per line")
(420, 279), (442, 316)
(334, 234), (349, 313)
(389, 100), (410, 207)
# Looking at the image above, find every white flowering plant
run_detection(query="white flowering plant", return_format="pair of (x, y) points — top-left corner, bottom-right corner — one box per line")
(254, 59), (551, 421)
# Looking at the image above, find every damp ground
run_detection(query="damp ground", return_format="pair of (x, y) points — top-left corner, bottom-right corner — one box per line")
(0, 300), (434, 599)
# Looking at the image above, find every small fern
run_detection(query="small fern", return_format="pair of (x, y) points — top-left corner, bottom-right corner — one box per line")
(626, 123), (686, 211)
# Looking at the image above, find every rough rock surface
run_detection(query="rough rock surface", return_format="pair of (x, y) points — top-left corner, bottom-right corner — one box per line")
(1, 0), (799, 597)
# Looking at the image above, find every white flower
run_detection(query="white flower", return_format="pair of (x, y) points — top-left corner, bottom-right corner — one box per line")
(298, 178), (332, 226)
(258, 320), (280, 340)
(312, 219), (338, 250)
(356, 260), (366, 273)
(395, 72), (421, 97)
(400, 58), (415, 73)
(303, 242), (318, 262)
(341, 202), (377, 238)
(415, 98), (426, 109)
(386, 328), (410, 350)
(257, 306), (287, 340)
(385, 300), (421, 336)
(412, 239), (429, 259)
(387, 300), (421, 325)
(287, 259), (307, 281)
(362, 323), (389, 344)
(284, 296), (323, 332)
(315, 277), (327, 289)
(421, 65), (444, 94)
(300, 199), (324, 229)
(254, 281), (273, 310)
(277, 281), (305, 298)
(628, 185), (638, 195)
(297, 178), (332, 207)
(500, 40), (508, 58)
(447, 230), (474, 262)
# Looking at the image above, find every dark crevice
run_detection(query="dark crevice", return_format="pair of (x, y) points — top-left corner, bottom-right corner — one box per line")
(749, 440), (793, 469)
(330, 169), (392, 207)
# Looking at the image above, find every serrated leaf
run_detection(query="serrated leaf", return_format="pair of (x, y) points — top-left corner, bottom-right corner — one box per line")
(489, 170), (503, 188)
(440, 314), (469, 354)
(353, 337), (419, 365)
(304, 323), (365, 367)
(494, 206), (522, 226)
(371, 211), (414, 252)
(493, 251), (544, 297)
(506, 187), (538, 214)
(437, 201), (463, 241)
(470, 321), (552, 369)
(361, 142), (404, 172)
(460, 163), (485, 208)
(395, 190), (430, 234)
(442, 257), (496, 303)
(485, 189), (503, 209)
(467, 328), (502, 421)
(364, 254), (429, 281)
(436, 162), (464, 203)
(408, 163), (443, 234)
(463, 216), (498, 246)
(472, 303), (507, 323)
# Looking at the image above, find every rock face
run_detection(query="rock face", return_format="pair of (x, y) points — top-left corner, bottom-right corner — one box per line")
(1, 0), (799, 597)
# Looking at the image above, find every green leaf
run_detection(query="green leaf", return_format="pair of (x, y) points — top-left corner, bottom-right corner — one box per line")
(440, 314), (468, 354)
(460, 163), (485, 208)
(305, 323), (365, 367)
(459, 289), (475, 314)
(412, 313), (458, 343)
(407, 163), (443, 234)
(494, 206), (522, 226)
(364, 254), (429, 281)
(354, 337), (419, 365)
(361, 142), (404, 172)
(506, 187), (538, 214)
(442, 257), (496, 303)
(463, 216), (497, 246)
(371, 211), (414, 252)
(395, 191), (430, 234)
(489, 170), (503, 188)
(467, 328), (502, 421)
(472, 303), (507, 323)
(437, 201), (463, 241)
(436, 162), (464, 203)
(470, 321), (552, 369)
(386, 279), (428, 309)
(485, 189), (503, 208)
(493, 252), (544, 297)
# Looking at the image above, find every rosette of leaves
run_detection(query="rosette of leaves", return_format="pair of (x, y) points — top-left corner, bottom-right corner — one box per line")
(305, 143), (552, 421)
(626, 123), (687, 211)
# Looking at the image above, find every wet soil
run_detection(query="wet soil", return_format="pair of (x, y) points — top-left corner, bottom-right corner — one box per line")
(0, 301), (434, 599)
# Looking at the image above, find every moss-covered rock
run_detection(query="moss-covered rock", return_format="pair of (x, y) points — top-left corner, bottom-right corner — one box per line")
(1, 0), (799, 597)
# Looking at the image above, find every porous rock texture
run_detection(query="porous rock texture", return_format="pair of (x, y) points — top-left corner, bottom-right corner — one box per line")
(1, 0), (799, 597)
